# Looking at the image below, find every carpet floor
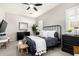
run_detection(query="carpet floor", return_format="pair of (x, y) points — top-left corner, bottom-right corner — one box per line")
(0, 41), (72, 56)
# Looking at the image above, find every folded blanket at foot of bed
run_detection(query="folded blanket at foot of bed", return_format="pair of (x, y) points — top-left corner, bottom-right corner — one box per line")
(27, 36), (47, 55)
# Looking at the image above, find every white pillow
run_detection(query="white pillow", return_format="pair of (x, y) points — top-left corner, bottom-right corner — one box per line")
(40, 30), (56, 38)
(47, 31), (56, 38)
(40, 30), (48, 37)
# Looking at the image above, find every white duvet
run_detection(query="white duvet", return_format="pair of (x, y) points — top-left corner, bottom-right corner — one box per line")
(28, 36), (47, 55)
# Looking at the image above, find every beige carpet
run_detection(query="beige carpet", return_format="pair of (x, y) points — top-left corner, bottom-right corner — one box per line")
(0, 41), (72, 56)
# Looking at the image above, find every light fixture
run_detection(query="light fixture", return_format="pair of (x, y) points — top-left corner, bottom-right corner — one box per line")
(29, 4), (34, 8)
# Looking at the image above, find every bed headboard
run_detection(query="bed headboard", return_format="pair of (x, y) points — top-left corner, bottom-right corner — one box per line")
(43, 25), (62, 40)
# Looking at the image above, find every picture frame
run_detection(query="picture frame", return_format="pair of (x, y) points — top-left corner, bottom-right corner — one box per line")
(19, 22), (28, 30)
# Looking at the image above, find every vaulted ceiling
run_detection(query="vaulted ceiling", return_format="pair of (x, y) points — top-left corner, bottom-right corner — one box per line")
(0, 3), (60, 18)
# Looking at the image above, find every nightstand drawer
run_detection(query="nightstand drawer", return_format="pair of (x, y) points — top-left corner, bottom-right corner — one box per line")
(62, 48), (73, 54)
(62, 43), (73, 50)
(62, 35), (79, 45)
(62, 43), (73, 54)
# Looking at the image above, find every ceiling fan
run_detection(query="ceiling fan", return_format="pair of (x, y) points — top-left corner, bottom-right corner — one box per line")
(22, 3), (43, 11)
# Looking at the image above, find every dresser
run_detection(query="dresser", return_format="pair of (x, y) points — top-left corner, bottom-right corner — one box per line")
(62, 34), (79, 55)
(17, 32), (30, 41)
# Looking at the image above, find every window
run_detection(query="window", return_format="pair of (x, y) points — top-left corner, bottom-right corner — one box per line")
(66, 6), (79, 30)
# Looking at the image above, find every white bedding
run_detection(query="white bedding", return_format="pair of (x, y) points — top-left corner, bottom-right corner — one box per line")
(28, 36), (47, 55)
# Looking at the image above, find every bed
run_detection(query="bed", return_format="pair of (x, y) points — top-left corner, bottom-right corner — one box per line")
(42, 25), (62, 47)
(26, 25), (62, 55)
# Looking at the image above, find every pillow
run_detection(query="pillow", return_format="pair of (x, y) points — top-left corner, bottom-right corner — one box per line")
(0, 36), (7, 40)
(40, 30), (48, 37)
(47, 30), (56, 38)
(40, 30), (56, 38)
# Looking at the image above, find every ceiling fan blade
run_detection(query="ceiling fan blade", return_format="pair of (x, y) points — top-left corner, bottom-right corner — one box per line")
(34, 4), (42, 6)
(27, 7), (30, 10)
(33, 7), (38, 11)
(22, 3), (29, 5)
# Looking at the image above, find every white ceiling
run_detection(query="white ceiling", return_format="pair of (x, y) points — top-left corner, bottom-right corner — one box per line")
(0, 3), (60, 18)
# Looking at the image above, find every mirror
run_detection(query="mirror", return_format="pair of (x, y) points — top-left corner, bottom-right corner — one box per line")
(19, 22), (28, 30)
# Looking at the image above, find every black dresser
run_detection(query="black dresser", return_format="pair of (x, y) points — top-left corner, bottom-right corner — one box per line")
(62, 34), (79, 55)
(17, 32), (30, 41)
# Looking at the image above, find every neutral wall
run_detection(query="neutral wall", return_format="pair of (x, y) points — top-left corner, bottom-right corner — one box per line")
(0, 12), (36, 41)
(36, 3), (79, 33)
(0, 8), (5, 22)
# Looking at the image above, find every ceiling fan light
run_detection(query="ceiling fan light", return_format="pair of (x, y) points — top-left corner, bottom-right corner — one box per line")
(30, 5), (34, 8)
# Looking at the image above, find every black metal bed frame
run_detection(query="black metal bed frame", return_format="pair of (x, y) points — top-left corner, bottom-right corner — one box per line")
(43, 25), (62, 40)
